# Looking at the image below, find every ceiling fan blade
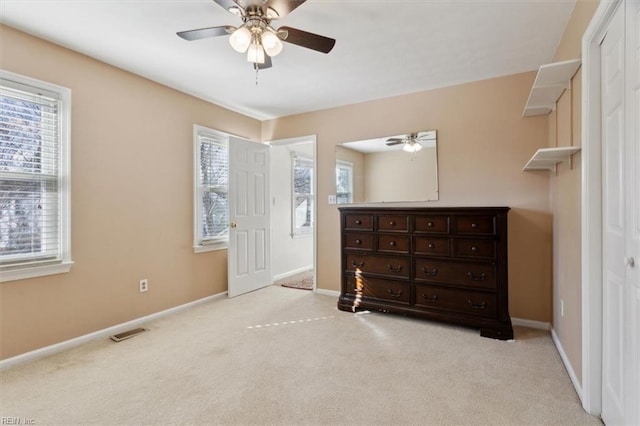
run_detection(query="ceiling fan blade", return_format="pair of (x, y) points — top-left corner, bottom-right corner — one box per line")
(211, 0), (240, 13)
(177, 26), (231, 41)
(265, 0), (307, 18)
(278, 26), (335, 54)
(257, 55), (273, 70)
(386, 141), (403, 146)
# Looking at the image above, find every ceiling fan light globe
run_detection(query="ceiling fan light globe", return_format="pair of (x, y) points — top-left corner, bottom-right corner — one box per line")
(229, 26), (251, 52)
(247, 42), (265, 64)
(261, 31), (283, 56)
(403, 142), (422, 153)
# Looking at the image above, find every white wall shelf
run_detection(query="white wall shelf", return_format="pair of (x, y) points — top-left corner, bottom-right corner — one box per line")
(523, 146), (581, 173)
(523, 59), (581, 117)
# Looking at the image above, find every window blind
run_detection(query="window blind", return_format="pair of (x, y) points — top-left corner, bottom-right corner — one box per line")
(0, 81), (61, 265)
(197, 131), (229, 243)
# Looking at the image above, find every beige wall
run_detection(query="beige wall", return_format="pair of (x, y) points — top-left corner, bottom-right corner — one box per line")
(549, 0), (600, 385)
(263, 72), (552, 323)
(0, 25), (261, 359)
(364, 147), (438, 202)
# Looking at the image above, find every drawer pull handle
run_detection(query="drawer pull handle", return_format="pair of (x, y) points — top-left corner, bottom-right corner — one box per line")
(421, 267), (438, 276)
(422, 294), (438, 303)
(389, 221), (396, 226)
(388, 264), (403, 273)
(389, 241), (396, 247)
(428, 243), (435, 249)
(470, 246), (478, 252)
(387, 289), (403, 298)
(471, 223), (478, 229)
(427, 222), (434, 227)
(467, 272), (487, 281)
(355, 239), (362, 244)
(355, 220), (362, 225)
(352, 261), (364, 268)
(468, 300), (486, 310)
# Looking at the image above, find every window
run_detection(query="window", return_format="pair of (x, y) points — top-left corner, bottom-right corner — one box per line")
(0, 71), (72, 282)
(194, 125), (229, 252)
(291, 153), (313, 236)
(336, 160), (353, 204)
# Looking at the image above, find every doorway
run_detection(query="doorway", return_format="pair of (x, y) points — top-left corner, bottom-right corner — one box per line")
(268, 136), (317, 291)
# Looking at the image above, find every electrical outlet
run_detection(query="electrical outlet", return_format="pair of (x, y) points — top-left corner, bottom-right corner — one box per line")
(139, 279), (148, 293)
(560, 299), (564, 317)
(328, 195), (337, 204)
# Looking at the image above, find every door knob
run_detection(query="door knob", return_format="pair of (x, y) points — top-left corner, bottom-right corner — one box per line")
(230, 222), (237, 229)
(624, 257), (635, 267)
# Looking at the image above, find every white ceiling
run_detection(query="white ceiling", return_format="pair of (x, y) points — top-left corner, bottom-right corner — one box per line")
(0, 0), (576, 120)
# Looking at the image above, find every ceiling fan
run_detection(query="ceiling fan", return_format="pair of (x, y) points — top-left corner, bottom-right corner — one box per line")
(177, 0), (336, 70)
(386, 131), (436, 153)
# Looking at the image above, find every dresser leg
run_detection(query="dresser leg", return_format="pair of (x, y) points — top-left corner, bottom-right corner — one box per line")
(480, 326), (514, 340)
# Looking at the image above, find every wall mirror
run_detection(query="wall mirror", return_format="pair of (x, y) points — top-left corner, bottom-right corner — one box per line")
(335, 130), (438, 203)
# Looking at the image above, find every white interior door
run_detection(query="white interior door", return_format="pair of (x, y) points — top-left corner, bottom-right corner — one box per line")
(601, 2), (640, 424)
(228, 137), (271, 298)
(624, 1), (640, 424)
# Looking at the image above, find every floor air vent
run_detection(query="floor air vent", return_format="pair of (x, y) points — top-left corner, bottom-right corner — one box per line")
(110, 328), (148, 342)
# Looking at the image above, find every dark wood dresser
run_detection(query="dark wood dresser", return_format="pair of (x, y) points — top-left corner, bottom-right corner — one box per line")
(338, 207), (513, 340)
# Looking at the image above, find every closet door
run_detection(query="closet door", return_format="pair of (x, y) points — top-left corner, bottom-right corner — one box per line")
(624, 0), (640, 424)
(601, 1), (640, 424)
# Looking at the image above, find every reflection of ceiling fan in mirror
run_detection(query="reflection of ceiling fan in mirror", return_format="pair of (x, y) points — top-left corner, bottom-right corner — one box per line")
(177, 0), (336, 70)
(386, 131), (437, 153)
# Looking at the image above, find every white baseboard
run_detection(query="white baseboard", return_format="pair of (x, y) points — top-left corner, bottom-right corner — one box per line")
(512, 317), (551, 330)
(0, 291), (227, 371)
(314, 288), (339, 297)
(272, 265), (313, 282)
(551, 328), (583, 400)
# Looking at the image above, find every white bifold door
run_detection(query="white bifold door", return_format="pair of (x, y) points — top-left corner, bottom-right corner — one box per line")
(227, 137), (271, 298)
(600, 1), (640, 425)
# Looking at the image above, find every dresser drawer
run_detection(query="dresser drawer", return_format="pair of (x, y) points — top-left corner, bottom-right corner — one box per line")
(414, 259), (496, 290)
(346, 254), (410, 278)
(455, 215), (495, 235)
(377, 235), (409, 253)
(345, 275), (410, 305)
(344, 214), (373, 231)
(454, 239), (495, 259)
(414, 284), (497, 318)
(344, 233), (373, 251)
(414, 215), (450, 234)
(413, 236), (450, 256)
(377, 215), (409, 232)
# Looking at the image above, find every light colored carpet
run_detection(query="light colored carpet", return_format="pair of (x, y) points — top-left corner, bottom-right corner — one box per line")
(0, 286), (600, 425)
(275, 270), (313, 290)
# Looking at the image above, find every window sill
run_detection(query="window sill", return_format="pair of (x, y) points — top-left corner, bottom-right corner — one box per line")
(1, 261), (74, 283)
(193, 243), (228, 253)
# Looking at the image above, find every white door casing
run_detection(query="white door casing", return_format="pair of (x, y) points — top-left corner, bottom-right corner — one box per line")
(228, 137), (271, 298)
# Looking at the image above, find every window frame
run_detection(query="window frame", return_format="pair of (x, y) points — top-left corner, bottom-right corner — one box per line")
(193, 125), (230, 253)
(291, 152), (314, 237)
(0, 70), (73, 282)
(336, 160), (354, 204)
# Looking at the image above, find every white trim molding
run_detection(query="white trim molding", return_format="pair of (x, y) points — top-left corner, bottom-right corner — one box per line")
(314, 288), (339, 298)
(0, 292), (227, 371)
(552, 328), (583, 400)
(511, 317), (551, 330)
(273, 265), (313, 282)
(581, 0), (622, 416)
